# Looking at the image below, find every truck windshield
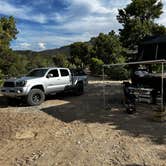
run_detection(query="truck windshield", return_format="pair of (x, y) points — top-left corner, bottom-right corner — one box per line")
(27, 69), (48, 77)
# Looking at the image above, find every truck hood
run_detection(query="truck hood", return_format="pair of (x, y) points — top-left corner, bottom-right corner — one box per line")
(6, 76), (43, 82)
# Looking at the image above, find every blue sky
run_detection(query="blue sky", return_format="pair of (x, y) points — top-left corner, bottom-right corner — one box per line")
(0, 0), (166, 51)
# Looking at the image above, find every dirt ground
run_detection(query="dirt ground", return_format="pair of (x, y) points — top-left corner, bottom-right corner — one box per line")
(0, 77), (165, 166)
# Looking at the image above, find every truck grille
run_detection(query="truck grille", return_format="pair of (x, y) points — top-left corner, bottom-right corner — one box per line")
(3, 82), (15, 87)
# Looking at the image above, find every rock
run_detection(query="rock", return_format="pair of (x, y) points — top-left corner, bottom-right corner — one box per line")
(77, 141), (81, 145)
(15, 130), (37, 139)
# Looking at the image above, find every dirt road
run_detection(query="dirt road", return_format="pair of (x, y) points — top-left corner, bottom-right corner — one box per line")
(0, 78), (165, 166)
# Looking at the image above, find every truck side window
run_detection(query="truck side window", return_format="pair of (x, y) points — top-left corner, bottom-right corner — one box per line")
(60, 69), (69, 76)
(48, 69), (59, 77)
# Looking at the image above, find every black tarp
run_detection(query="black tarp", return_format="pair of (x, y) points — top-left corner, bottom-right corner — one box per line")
(138, 35), (166, 60)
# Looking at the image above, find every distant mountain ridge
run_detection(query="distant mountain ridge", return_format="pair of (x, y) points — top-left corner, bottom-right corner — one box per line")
(14, 45), (70, 57)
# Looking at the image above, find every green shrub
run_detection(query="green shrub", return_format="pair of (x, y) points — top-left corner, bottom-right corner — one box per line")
(0, 80), (4, 87)
(0, 70), (4, 87)
(89, 58), (104, 75)
(105, 66), (130, 80)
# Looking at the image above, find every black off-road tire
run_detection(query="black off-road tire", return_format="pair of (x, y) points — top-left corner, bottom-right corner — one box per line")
(27, 89), (45, 106)
(74, 82), (84, 96)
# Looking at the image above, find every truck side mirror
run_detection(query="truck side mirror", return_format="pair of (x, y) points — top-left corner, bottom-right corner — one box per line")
(47, 73), (53, 78)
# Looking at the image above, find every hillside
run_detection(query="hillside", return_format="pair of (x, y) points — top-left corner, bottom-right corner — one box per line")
(14, 45), (70, 57)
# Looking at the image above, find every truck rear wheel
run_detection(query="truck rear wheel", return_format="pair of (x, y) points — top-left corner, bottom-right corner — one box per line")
(74, 82), (84, 96)
(27, 89), (45, 106)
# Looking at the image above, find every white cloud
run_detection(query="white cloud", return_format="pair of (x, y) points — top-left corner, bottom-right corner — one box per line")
(47, 0), (120, 36)
(52, 17), (117, 36)
(0, 0), (48, 23)
(106, 0), (131, 8)
(10, 0), (166, 51)
(11, 0), (123, 51)
(30, 14), (47, 24)
(38, 42), (46, 49)
(157, 14), (166, 25)
(45, 11), (119, 38)
(20, 42), (31, 49)
(157, 3), (166, 26)
(67, 0), (111, 14)
(50, 0), (116, 23)
(11, 26), (92, 50)
(0, 0), (23, 15)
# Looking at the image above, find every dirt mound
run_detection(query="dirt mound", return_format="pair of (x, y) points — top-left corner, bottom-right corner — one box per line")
(0, 79), (165, 166)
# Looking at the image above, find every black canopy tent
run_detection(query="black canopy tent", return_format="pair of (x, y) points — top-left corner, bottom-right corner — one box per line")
(138, 35), (166, 60)
(103, 60), (166, 121)
(101, 36), (166, 120)
(103, 35), (166, 115)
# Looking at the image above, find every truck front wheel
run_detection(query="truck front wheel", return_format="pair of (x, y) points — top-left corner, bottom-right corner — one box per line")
(27, 89), (45, 106)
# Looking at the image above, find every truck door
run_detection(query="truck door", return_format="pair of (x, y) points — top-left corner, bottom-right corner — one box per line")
(46, 69), (63, 93)
(59, 69), (72, 88)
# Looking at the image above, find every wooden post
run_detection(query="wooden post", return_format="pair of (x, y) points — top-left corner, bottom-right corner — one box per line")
(161, 62), (164, 112)
(154, 62), (166, 122)
(102, 66), (106, 109)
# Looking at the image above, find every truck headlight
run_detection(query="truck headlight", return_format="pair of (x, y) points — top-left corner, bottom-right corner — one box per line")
(16, 80), (27, 87)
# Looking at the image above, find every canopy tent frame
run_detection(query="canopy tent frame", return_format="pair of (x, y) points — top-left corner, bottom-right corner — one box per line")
(102, 59), (166, 113)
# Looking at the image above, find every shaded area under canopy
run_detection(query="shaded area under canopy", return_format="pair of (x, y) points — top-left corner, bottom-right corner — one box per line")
(138, 35), (166, 60)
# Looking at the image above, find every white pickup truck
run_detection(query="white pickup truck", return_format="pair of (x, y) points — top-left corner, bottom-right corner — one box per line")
(1, 67), (88, 106)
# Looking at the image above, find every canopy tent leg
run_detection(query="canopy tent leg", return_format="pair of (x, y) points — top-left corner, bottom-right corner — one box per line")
(154, 62), (166, 121)
(102, 66), (106, 109)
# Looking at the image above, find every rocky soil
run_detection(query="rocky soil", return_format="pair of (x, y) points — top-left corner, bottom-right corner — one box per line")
(0, 77), (165, 166)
